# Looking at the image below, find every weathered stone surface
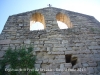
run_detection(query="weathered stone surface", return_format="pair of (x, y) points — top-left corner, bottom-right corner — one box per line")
(35, 60), (42, 64)
(53, 47), (66, 51)
(45, 41), (60, 44)
(88, 46), (100, 49)
(11, 40), (22, 44)
(54, 44), (64, 47)
(55, 55), (65, 59)
(47, 47), (51, 51)
(97, 67), (100, 72)
(82, 63), (89, 67)
(43, 59), (48, 63)
(64, 63), (72, 68)
(57, 59), (65, 63)
(65, 51), (76, 54)
(24, 39), (30, 44)
(0, 51), (5, 57)
(35, 64), (40, 69)
(41, 64), (50, 69)
(2, 46), (9, 50)
(97, 62), (100, 66)
(34, 41), (39, 44)
(87, 67), (94, 74)
(0, 39), (11, 44)
(61, 72), (70, 75)
(52, 51), (64, 54)
(46, 72), (53, 75)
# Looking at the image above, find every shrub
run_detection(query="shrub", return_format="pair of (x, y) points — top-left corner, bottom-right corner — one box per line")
(0, 45), (40, 75)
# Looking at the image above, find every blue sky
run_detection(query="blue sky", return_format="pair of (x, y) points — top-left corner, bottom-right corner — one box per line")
(0, 0), (100, 33)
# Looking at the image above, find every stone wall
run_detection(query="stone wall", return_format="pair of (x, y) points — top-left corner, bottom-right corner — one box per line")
(0, 7), (100, 75)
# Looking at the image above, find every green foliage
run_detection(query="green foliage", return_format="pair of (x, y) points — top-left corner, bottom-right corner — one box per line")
(90, 28), (95, 32)
(90, 27), (100, 33)
(0, 46), (40, 75)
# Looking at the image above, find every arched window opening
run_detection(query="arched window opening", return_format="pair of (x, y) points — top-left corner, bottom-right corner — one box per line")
(57, 21), (68, 29)
(30, 12), (45, 31)
(56, 12), (72, 29)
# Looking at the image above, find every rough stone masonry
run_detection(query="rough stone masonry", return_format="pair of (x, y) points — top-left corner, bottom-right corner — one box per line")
(0, 7), (100, 75)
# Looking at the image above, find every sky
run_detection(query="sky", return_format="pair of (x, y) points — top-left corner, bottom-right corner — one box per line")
(0, 0), (100, 33)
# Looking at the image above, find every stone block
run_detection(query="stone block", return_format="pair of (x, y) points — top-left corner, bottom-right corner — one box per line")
(97, 67), (100, 72)
(19, 24), (23, 26)
(60, 64), (64, 69)
(67, 47), (72, 50)
(74, 40), (80, 43)
(43, 59), (49, 63)
(81, 50), (91, 54)
(0, 51), (5, 57)
(11, 40), (22, 44)
(0, 39), (11, 44)
(34, 47), (41, 51)
(41, 73), (45, 75)
(52, 51), (64, 54)
(57, 59), (65, 63)
(76, 43), (84, 46)
(87, 67), (94, 74)
(47, 47), (51, 51)
(54, 44), (64, 47)
(64, 63), (72, 68)
(88, 46), (100, 50)
(91, 50), (98, 54)
(82, 63), (89, 67)
(39, 38), (48, 41)
(41, 64), (50, 69)
(49, 59), (53, 63)
(45, 41), (59, 44)
(36, 53), (43, 59)
(41, 47), (47, 51)
(61, 72), (70, 75)
(44, 44), (53, 47)
(35, 64), (40, 69)
(53, 21), (57, 24)
(94, 58), (100, 61)
(88, 62), (97, 67)
(53, 48), (66, 51)
(24, 39), (30, 44)
(2, 46), (9, 50)
(34, 41), (39, 44)
(55, 55), (65, 59)
(97, 62), (100, 66)
(65, 51), (76, 54)
(46, 72), (53, 75)
(53, 72), (61, 75)
(93, 54), (100, 58)
(35, 60), (42, 64)
(62, 40), (68, 44)
(94, 67), (99, 73)
(47, 51), (52, 54)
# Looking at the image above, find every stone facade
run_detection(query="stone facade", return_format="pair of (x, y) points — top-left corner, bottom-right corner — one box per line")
(0, 7), (100, 75)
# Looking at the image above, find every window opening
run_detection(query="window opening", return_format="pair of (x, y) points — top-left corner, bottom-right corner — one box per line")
(65, 54), (77, 67)
(56, 12), (72, 29)
(57, 21), (68, 29)
(30, 12), (45, 31)
(65, 54), (72, 63)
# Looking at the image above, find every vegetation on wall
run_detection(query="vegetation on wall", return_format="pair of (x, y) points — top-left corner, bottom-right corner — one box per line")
(90, 27), (100, 33)
(0, 45), (40, 75)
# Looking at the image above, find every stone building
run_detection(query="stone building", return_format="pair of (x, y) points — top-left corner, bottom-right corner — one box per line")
(0, 7), (100, 75)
